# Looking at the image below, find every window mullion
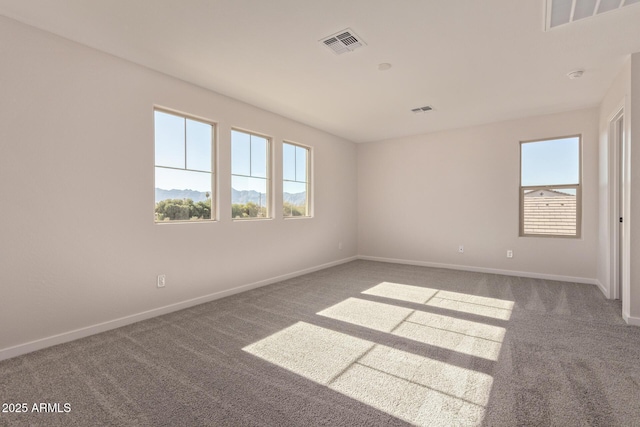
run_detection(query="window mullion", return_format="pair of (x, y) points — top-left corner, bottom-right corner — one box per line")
(249, 135), (253, 178)
(294, 146), (298, 182)
(183, 118), (188, 170)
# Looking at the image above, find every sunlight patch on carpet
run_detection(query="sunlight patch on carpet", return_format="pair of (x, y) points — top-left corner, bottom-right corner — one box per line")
(243, 283), (513, 426)
(362, 282), (438, 303)
(243, 321), (493, 426)
(318, 297), (506, 361)
(242, 322), (373, 384)
(316, 297), (412, 332)
(426, 290), (514, 320)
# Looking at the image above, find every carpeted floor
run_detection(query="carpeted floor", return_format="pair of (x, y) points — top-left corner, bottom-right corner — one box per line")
(1, 260), (639, 426)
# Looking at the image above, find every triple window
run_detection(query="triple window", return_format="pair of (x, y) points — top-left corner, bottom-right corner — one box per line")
(154, 108), (311, 222)
(519, 135), (581, 237)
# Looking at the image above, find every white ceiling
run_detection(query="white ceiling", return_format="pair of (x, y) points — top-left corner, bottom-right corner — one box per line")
(1, 0), (639, 143)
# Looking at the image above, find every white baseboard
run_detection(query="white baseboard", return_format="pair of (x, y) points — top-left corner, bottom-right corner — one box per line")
(0, 256), (358, 362)
(623, 312), (640, 326)
(358, 255), (598, 285)
(594, 279), (610, 298)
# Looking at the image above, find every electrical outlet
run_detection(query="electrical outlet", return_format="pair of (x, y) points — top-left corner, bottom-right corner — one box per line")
(157, 274), (166, 288)
(507, 250), (513, 258)
(338, 242), (343, 250)
(458, 245), (464, 253)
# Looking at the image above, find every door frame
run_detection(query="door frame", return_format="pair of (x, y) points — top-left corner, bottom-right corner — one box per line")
(608, 102), (630, 317)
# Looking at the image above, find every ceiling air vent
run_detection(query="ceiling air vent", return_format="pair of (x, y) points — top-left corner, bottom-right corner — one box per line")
(545, 0), (640, 30)
(411, 106), (433, 114)
(320, 28), (366, 55)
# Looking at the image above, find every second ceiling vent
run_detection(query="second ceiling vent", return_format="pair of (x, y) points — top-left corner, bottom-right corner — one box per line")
(411, 106), (433, 114)
(320, 28), (366, 55)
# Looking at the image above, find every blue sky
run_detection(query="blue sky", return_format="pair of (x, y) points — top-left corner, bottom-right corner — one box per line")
(231, 130), (268, 194)
(521, 136), (579, 187)
(283, 142), (308, 196)
(155, 111), (309, 198)
(155, 110), (212, 193)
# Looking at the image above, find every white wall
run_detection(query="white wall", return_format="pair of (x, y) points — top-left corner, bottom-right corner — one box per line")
(358, 109), (599, 282)
(0, 17), (357, 358)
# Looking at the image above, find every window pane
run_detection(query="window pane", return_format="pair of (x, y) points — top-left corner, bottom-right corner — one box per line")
(232, 130), (251, 176)
(154, 111), (185, 168)
(251, 135), (268, 178)
(155, 167), (212, 221)
(521, 137), (579, 186)
(283, 143), (296, 181)
(232, 175), (268, 218)
(186, 119), (212, 172)
(155, 167), (211, 195)
(284, 181), (307, 217)
(523, 188), (577, 236)
(295, 146), (307, 182)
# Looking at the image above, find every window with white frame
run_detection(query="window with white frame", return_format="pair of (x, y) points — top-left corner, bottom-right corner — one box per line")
(520, 135), (581, 237)
(283, 142), (311, 217)
(154, 109), (214, 222)
(231, 129), (270, 219)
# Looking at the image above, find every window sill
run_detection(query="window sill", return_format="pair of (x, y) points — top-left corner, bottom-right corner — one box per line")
(155, 219), (218, 225)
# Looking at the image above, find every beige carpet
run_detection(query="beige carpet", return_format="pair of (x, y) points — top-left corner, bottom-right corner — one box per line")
(1, 260), (639, 426)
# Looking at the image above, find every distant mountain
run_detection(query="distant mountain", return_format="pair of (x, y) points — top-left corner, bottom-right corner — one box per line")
(155, 188), (209, 203)
(231, 188), (266, 205)
(156, 188), (305, 205)
(283, 191), (306, 206)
